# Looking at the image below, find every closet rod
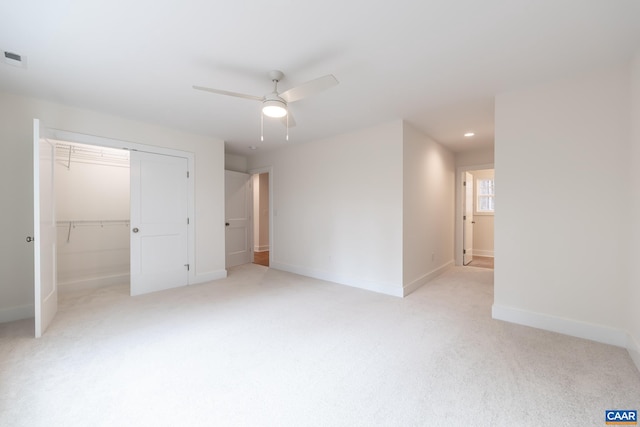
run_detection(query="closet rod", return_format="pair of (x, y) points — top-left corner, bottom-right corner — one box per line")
(56, 220), (130, 243)
(56, 219), (129, 225)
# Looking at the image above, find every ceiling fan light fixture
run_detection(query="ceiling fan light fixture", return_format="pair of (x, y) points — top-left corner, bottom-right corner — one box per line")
(262, 99), (287, 118)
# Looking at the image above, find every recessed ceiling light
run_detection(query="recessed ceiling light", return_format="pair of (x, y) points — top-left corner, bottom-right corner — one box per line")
(464, 132), (475, 137)
(249, 146), (258, 150)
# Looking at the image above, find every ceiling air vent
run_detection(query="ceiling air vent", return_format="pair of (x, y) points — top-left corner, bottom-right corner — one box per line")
(2, 50), (27, 68)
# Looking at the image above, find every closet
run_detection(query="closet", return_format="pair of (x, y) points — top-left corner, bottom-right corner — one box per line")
(54, 141), (130, 292)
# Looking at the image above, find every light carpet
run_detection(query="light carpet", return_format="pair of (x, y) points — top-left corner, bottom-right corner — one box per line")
(1, 265), (638, 426)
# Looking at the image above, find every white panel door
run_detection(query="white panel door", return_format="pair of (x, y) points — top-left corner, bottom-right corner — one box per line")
(463, 171), (474, 265)
(33, 119), (57, 337)
(130, 151), (189, 296)
(225, 170), (252, 268)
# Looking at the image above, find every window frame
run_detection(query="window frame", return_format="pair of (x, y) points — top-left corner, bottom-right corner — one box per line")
(475, 178), (495, 215)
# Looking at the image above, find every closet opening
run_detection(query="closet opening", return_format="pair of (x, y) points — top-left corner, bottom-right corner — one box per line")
(54, 141), (131, 295)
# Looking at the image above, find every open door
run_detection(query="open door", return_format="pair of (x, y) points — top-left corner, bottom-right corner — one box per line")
(463, 171), (474, 266)
(130, 151), (189, 296)
(225, 170), (252, 268)
(33, 119), (58, 337)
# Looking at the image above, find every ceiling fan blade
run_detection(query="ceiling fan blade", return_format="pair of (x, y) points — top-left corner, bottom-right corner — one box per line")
(192, 85), (263, 102)
(280, 111), (297, 128)
(279, 74), (338, 103)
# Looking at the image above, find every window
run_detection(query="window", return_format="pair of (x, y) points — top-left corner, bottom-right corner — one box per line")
(476, 178), (495, 213)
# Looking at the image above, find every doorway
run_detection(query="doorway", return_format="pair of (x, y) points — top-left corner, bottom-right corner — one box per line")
(223, 168), (272, 269)
(54, 141), (131, 293)
(456, 165), (495, 269)
(462, 169), (494, 269)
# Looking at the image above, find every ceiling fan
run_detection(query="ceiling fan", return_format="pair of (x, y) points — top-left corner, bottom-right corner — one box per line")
(193, 70), (338, 139)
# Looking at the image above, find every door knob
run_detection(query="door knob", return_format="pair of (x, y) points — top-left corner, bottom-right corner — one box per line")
(132, 227), (139, 233)
(225, 222), (230, 227)
(26, 236), (34, 243)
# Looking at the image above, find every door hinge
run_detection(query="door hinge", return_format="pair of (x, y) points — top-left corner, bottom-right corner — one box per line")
(187, 217), (190, 225)
(187, 171), (190, 178)
(463, 181), (467, 186)
(463, 249), (466, 254)
(184, 264), (190, 271)
(463, 215), (466, 220)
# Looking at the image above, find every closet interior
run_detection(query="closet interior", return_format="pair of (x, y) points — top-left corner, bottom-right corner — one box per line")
(54, 141), (130, 292)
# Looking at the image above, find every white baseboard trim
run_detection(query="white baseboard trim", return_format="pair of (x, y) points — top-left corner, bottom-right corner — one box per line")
(191, 269), (227, 285)
(0, 303), (33, 323)
(403, 261), (453, 296)
(473, 250), (494, 257)
(492, 304), (628, 348)
(628, 333), (640, 373)
(254, 246), (270, 252)
(271, 261), (403, 297)
(59, 273), (130, 292)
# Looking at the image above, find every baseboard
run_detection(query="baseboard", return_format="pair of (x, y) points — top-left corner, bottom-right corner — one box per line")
(0, 303), (34, 323)
(270, 261), (403, 297)
(59, 273), (130, 292)
(628, 333), (640, 373)
(473, 250), (494, 257)
(191, 269), (227, 285)
(254, 246), (270, 252)
(492, 304), (628, 348)
(403, 261), (453, 297)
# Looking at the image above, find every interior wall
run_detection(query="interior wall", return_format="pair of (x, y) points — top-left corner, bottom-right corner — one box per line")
(0, 91), (226, 323)
(225, 153), (248, 173)
(247, 120), (404, 296)
(629, 51), (640, 369)
(456, 147), (494, 167)
(55, 144), (130, 289)
(494, 64), (631, 347)
(402, 122), (455, 295)
(257, 173), (269, 251)
(470, 169), (494, 257)
(252, 174), (260, 251)
(251, 172), (270, 252)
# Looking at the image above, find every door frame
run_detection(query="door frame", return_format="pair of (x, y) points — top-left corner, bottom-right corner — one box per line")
(45, 128), (196, 285)
(455, 162), (493, 266)
(248, 166), (274, 266)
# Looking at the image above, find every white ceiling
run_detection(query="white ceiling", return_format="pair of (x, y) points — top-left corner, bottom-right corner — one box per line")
(2, 1), (639, 156)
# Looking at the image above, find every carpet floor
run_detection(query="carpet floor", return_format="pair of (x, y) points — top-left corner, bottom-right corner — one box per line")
(0, 265), (638, 426)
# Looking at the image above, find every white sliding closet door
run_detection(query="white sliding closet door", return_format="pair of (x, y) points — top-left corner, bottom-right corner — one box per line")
(130, 151), (189, 296)
(33, 119), (58, 337)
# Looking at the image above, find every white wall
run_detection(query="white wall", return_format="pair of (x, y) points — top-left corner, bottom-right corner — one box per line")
(252, 172), (269, 252)
(55, 147), (130, 289)
(629, 52), (640, 369)
(0, 91), (226, 323)
(253, 174), (260, 251)
(247, 120), (404, 296)
(225, 153), (248, 172)
(402, 122), (455, 295)
(456, 147), (494, 167)
(257, 173), (269, 251)
(494, 64), (631, 348)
